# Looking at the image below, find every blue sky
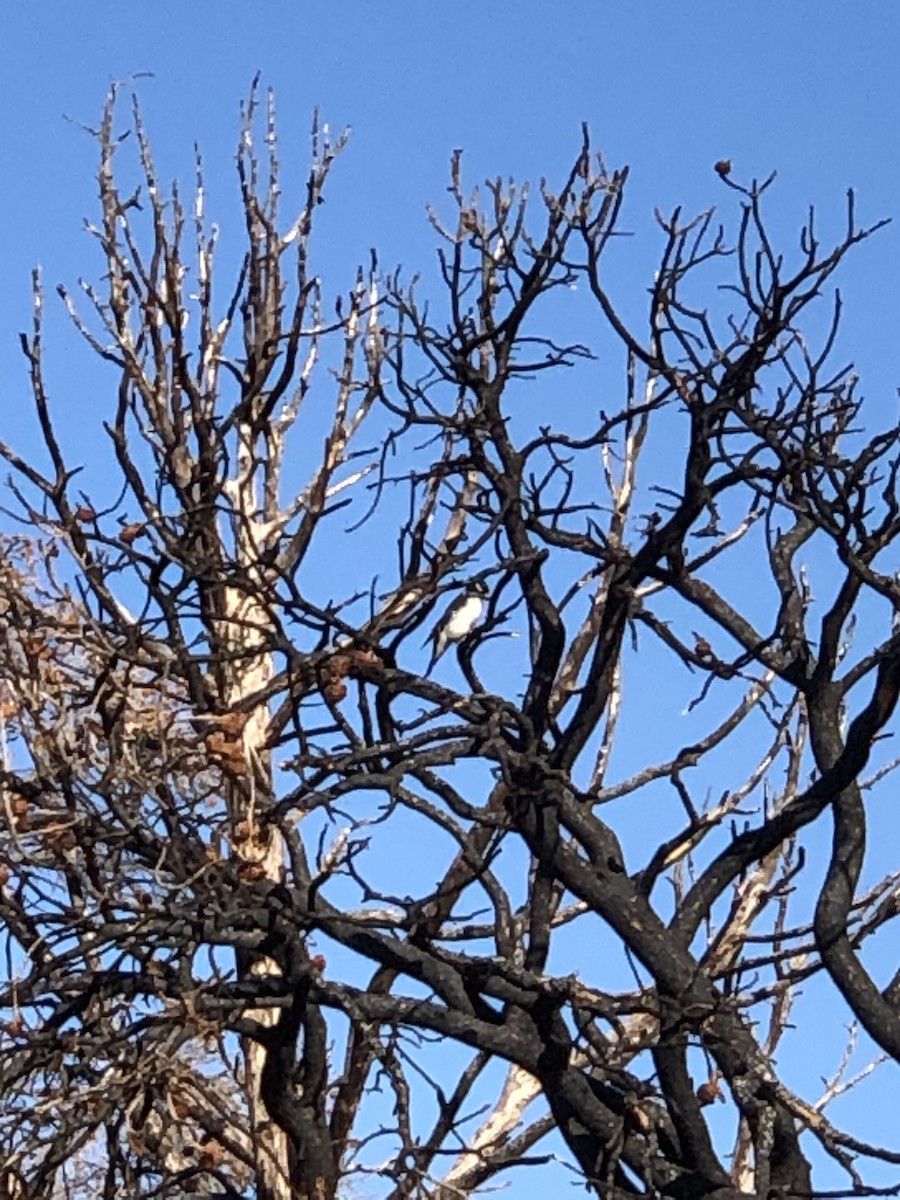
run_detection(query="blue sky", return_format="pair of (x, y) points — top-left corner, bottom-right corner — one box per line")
(4, 2), (900, 475)
(4, 2), (900, 1194)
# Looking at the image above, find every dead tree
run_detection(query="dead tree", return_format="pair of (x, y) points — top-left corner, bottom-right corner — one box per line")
(2, 80), (900, 1199)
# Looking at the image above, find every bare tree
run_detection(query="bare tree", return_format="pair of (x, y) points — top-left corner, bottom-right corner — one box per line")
(3, 80), (900, 1200)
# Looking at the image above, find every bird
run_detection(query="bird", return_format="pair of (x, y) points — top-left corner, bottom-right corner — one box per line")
(693, 633), (714, 662)
(425, 579), (488, 673)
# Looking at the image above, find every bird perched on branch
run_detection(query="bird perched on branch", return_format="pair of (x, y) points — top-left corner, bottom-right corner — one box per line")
(425, 579), (488, 673)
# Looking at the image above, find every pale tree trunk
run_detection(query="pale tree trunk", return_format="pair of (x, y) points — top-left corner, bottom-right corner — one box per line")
(218, 415), (291, 1196)
(223, 592), (289, 1198)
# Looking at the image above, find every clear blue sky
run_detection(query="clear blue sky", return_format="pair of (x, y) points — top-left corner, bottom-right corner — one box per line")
(4, 2), (900, 1193)
(4, 2), (900, 427)
(4, 2), (900, 469)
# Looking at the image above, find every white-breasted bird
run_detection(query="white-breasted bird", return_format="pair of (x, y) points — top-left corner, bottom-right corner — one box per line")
(425, 579), (489, 673)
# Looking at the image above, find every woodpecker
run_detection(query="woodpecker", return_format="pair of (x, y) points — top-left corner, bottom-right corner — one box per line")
(425, 579), (488, 673)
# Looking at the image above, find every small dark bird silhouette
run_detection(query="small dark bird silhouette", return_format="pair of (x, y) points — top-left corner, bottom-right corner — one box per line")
(693, 633), (714, 662)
